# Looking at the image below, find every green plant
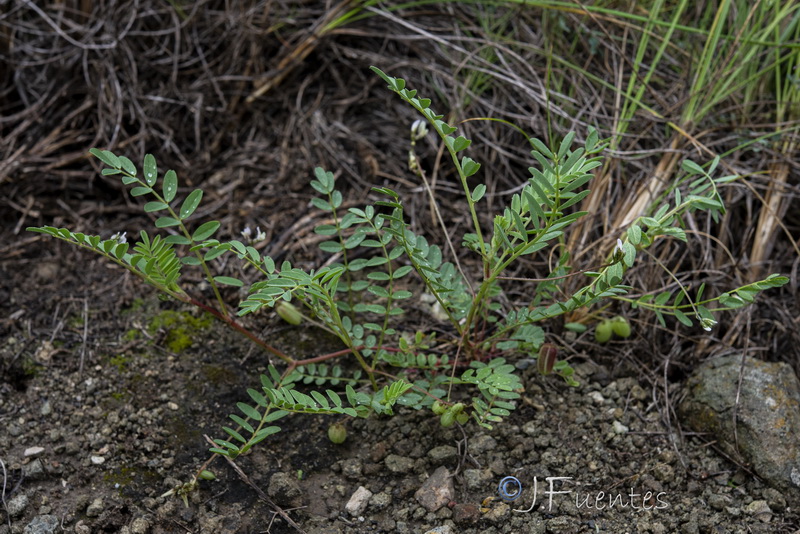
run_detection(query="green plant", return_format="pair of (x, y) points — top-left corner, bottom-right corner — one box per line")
(28, 68), (786, 495)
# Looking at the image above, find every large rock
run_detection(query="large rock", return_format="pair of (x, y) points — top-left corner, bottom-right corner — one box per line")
(679, 355), (800, 501)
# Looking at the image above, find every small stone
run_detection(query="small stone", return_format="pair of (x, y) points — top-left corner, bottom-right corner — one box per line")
(24, 447), (45, 458)
(268, 472), (303, 508)
(414, 466), (454, 512)
(90, 455), (106, 465)
(463, 468), (493, 490)
(427, 445), (457, 463)
(345, 486), (372, 516)
(167, 402), (179, 411)
(130, 517), (151, 534)
(423, 527), (454, 534)
(452, 503), (480, 525)
(341, 458), (363, 479)
(483, 501), (510, 522)
(370, 491), (391, 510)
(23, 515), (59, 534)
(612, 421), (629, 434)
(22, 459), (45, 480)
(385, 454), (414, 473)
(653, 462), (674, 482)
(74, 521), (91, 534)
(470, 434), (497, 454)
(744, 500), (772, 522)
(8, 493), (29, 517)
(587, 391), (604, 405)
(707, 493), (729, 511)
(86, 497), (104, 518)
(40, 401), (52, 416)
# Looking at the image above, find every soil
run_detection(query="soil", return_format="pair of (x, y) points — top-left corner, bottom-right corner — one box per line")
(2, 2), (800, 533)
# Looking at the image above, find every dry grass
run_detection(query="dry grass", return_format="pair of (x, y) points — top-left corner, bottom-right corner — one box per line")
(2, 0), (798, 376)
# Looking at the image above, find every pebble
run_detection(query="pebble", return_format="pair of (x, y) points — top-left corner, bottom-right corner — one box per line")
(24, 446), (45, 457)
(22, 458), (44, 480)
(267, 472), (303, 508)
(612, 421), (629, 434)
(130, 517), (151, 534)
(8, 493), (29, 517)
(423, 526), (454, 534)
(86, 497), (105, 517)
(414, 466), (454, 512)
(452, 503), (480, 525)
(90, 455), (106, 465)
(40, 401), (52, 416)
(384, 454), (414, 473)
(370, 491), (392, 510)
(587, 391), (605, 405)
(345, 486), (372, 516)
(427, 445), (457, 463)
(745, 500), (772, 522)
(23, 515), (59, 534)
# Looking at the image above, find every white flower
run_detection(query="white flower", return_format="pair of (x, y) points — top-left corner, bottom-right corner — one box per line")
(240, 226), (252, 240)
(110, 231), (127, 244)
(254, 227), (266, 243)
(411, 119), (428, 141)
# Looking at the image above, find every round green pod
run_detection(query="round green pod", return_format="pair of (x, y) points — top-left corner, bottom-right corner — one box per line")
(440, 410), (456, 428)
(327, 423), (347, 444)
(276, 301), (302, 325)
(455, 412), (469, 425)
(595, 320), (613, 343)
(431, 400), (448, 415)
(611, 316), (631, 338)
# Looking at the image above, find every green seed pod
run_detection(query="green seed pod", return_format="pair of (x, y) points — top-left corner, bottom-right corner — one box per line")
(431, 400), (448, 415)
(276, 301), (302, 325)
(199, 470), (216, 481)
(440, 410), (456, 428)
(611, 316), (631, 338)
(537, 343), (558, 375)
(327, 423), (347, 444)
(455, 412), (469, 425)
(595, 320), (613, 343)
(450, 402), (465, 415)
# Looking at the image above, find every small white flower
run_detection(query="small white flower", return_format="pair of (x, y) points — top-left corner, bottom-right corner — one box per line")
(254, 227), (266, 243)
(411, 119), (428, 141)
(697, 315), (717, 331)
(614, 238), (624, 256)
(240, 226), (252, 240)
(110, 231), (127, 244)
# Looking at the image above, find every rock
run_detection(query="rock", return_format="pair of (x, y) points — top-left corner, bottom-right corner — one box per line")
(7, 493), (29, 517)
(423, 526), (454, 534)
(90, 455), (106, 465)
(452, 503), (480, 525)
(744, 500), (772, 522)
(612, 421), (629, 434)
(470, 434), (497, 454)
(23, 515), (59, 534)
(414, 466), (454, 512)
(679, 355), (800, 501)
(22, 459), (45, 480)
(345, 486), (372, 516)
(384, 454), (414, 473)
(23, 447), (45, 457)
(86, 497), (104, 517)
(370, 491), (391, 510)
(268, 472), (303, 508)
(427, 445), (457, 463)
(130, 517), (151, 534)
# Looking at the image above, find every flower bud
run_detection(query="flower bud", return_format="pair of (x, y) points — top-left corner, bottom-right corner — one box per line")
(199, 470), (216, 481)
(276, 301), (302, 325)
(537, 343), (558, 375)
